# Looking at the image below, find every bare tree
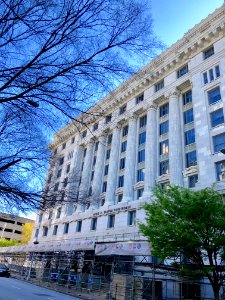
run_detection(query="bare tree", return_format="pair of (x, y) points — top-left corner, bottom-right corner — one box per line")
(0, 0), (163, 212)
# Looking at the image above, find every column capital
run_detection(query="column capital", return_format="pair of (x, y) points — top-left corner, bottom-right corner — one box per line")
(165, 88), (180, 99)
(145, 103), (158, 111)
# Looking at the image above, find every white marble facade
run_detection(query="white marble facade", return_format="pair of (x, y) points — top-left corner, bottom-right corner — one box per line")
(33, 5), (225, 245)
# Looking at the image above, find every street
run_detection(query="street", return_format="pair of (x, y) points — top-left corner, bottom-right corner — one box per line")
(0, 278), (81, 300)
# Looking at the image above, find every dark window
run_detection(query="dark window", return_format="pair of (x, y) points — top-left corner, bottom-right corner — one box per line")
(183, 90), (192, 106)
(66, 164), (70, 173)
(82, 130), (87, 138)
(56, 207), (61, 219)
(62, 143), (66, 150)
(118, 175), (124, 188)
(35, 229), (39, 238)
(155, 80), (164, 92)
(140, 115), (147, 128)
(159, 160), (169, 175)
(57, 169), (62, 178)
(53, 225), (58, 235)
(4, 228), (13, 233)
(63, 177), (68, 187)
(122, 125), (129, 136)
(105, 114), (112, 123)
(107, 215), (115, 228)
(159, 139), (169, 155)
(138, 149), (145, 163)
(177, 65), (188, 78)
(137, 169), (145, 182)
(136, 94), (144, 104)
(76, 221), (82, 232)
(215, 65), (220, 78)
(91, 218), (97, 231)
(17, 221), (23, 226)
(102, 181), (107, 193)
(93, 123), (98, 131)
(43, 227), (48, 237)
(159, 103), (169, 117)
(209, 68), (214, 81)
(88, 187), (92, 196)
(121, 141), (127, 152)
(106, 149), (111, 159)
(184, 108), (194, 124)
(159, 120), (169, 135)
(118, 194), (123, 202)
(59, 157), (64, 166)
(186, 151), (197, 168)
(203, 46), (214, 60)
(93, 156), (96, 166)
(54, 182), (59, 192)
(95, 142), (99, 151)
(128, 211), (136, 226)
(108, 134), (112, 145)
(71, 137), (75, 144)
(139, 131), (146, 145)
(208, 87), (221, 105)
(185, 129), (195, 145)
(215, 161), (225, 181)
(48, 211), (53, 220)
(0, 218), (15, 224)
(210, 109), (224, 128)
(104, 165), (109, 175)
(188, 175), (198, 188)
(213, 133), (225, 153)
(81, 162), (84, 171)
(101, 198), (105, 206)
(39, 213), (43, 223)
(137, 188), (144, 199)
(14, 230), (21, 234)
(120, 105), (126, 114)
(203, 72), (208, 84)
(91, 171), (94, 181)
(83, 148), (87, 157)
(120, 158), (126, 170)
(64, 223), (69, 234)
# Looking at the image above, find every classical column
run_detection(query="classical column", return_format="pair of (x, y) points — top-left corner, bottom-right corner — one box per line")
(143, 104), (157, 198)
(168, 89), (183, 186)
(105, 125), (121, 205)
(92, 135), (107, 208)
(123, 115), (137, 202)
(77, 140), (94, 212)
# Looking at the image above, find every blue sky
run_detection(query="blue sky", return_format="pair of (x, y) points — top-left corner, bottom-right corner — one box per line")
(151, 0), (224, 46)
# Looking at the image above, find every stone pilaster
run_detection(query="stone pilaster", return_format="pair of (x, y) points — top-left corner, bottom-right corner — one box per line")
(168, 89), (183, 186)
(123, 115), (137, 202)
(143, 104), (157, 198)
(105, 125), (121, 205)
(92, 135), (107, 208)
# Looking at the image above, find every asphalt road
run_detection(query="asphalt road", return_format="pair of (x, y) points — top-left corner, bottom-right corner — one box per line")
(0, 278), (81, 300)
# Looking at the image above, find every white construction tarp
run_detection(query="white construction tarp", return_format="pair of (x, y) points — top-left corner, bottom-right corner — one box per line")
(0, 239), (95, 254)
(95, 242), (151, 256)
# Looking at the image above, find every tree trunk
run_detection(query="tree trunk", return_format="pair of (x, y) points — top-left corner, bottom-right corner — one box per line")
(212, 283), (220, 300)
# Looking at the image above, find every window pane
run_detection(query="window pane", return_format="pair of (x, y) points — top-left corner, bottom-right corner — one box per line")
(184, 108), (194, 124)
(215, 65), (220, 78)
(210, 109), (224, 128)
(137, 169), (145, 182)
(203, 72), (208, 84)
(159, 160), (169, 175)
(159, 139), (169, 155)
(185, 129), (195, 145)
(118, 175), (124, 187)
(215, 161), (225, 181)
(188, 175), (198, 188)
(159, 120), (169, 135)
(213, 133), (225, 153)
(183, 90), (192, 106)
(139, 131), (146, 145)
(208, 87), (221, 105)
(159, 103), (169, 117)
(140, 115), (147, 128)
(186, 151), (197, 168)
(138, 149), (145, 163)
(204, 46), (214, 59)
(121, 141), (127, 152)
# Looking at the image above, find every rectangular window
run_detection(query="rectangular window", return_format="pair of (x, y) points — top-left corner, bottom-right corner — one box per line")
(71, 137), (75, 144)
(91, 218), (97, 231)
(209, 68), (214, 81)
(159, 103), (169, 117)
(136, 94), (144, 104)
(183, 90), (192, 106)
(106, 149), (111, 160)
(104, 165), (109, 175)
(177, 65), (188, 78)
(53, 225), (58, 236)
(203, 72), (208, 84)
(43, 227), (48, 237)
(139, 131), (146, 145)
(107, 134), (112, 145)
(57, 169), (62, 178)
(95, 142), (99, 151)
(203, 46), (214, 60)
(35, 229), (39, 238)
(62, 143), (66, 150)
(215, 65), (220, 78)
(93, 123), (98, 131)
(66, 164), (70, 173)
(54, 182), (59, 192)
(119, 105), (126, 114)
(213, 133), (225, 153)
(39, 213), (43, 223)
(118, 194), (123, 203)
(128, 211), (136, 226)
(56, 207), (61, 219)
(137, 188), (144, 199)
(105, 114), (112, 124)
(122, 125), (129, 136)
(188, 175), (198, 188)
(210, 109), (224, 128)
(102, 181), (107, 193)
(185, 129), (195, 145)
(91, 171), (94, 181)
(155, 80), (164, 92)
(83, 148), (87, 157)
(121, 141), (127, 152)
(59, 157), (64, 166)
(48, 210), (53, 220)
(184, 108), (194, 124)
(159, 120), (169, 135)
(208, 87), (221, 105)
(93, 156), (96, 166)
(186, 150), (197, 168)
(215, 161), (225, 181)
(118, 175), (124, 188)
(140, 115), (147, 128)
(107, 215), (115, 228)
(64, 223), (69, 234)
(76, 221), (82, 232)
(159, 160), (169, 175)
(120, 157), (126, 170)
(138, 149), (145, 163)
(159, 139), (169, 155)
(63, 177), (68, 187)
(137, 169), (145, 182)
(82, 130), (87, 138)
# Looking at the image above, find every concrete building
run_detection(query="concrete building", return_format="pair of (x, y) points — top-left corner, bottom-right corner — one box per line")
(0, 213), (34, 241)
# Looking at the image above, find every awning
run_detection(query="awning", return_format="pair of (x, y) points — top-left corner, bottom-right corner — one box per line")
(95, 242), (151, 256)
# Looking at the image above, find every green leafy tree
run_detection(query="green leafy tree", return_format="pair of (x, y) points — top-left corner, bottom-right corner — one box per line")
(139, 186), (225, 300)
(0, 238), (20, 247)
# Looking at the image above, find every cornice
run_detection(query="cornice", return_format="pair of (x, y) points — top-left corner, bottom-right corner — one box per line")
(50, 4), (225, 149)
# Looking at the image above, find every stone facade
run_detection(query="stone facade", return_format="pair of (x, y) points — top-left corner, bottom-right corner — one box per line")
(33, 5), (225, 247)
